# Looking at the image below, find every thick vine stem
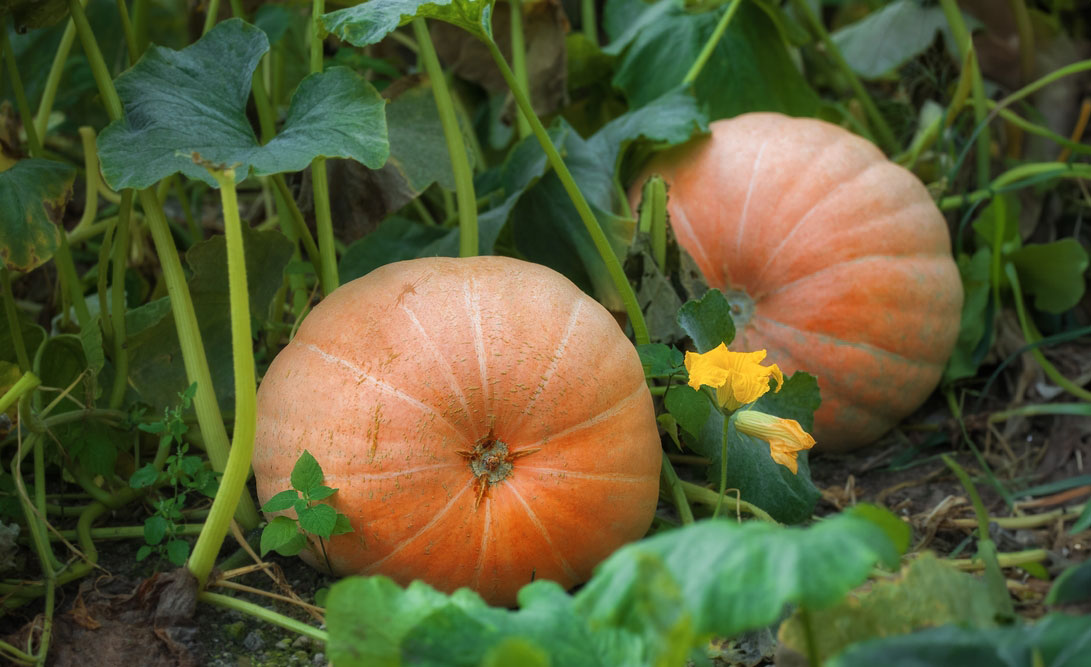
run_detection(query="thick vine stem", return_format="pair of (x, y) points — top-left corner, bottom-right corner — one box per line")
(1, 25), (43, 158)
(508, 0), (532, 140)
(680, 479), (778, 523)
(412, 18), (478, 257)
(939, 0), (990, 189)
(65, 0), (259, 528)
(482, 35), (650, 345)
(659, 452), (694, 524)
(1, 268), (32, 371)
(108, 190), (134, 410)
(938, 162), (1091, 210)
(310, 0), (339, 295)
(682, 0), (742, 86)
(198, 592), (329, 642)
(188, 168), (259, 589)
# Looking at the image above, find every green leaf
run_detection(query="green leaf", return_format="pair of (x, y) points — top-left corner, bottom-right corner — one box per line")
(677, 288), (735, 353)
(480, 638), (550, 667)
(830, 0), (950, 79)
(972, 193), (1021, 253)
(291, 450), (324, 493)
(298, 503), (338, 538)
(1045, 559), (1091, 605)
(603, 0), (818, 118)
(79, 315), (106, 377)
(684, 372), (821, 524)
(339, 216), (450, 283)
(588, 87), (708, 175)
(1, 0), (69, 30)
(944, 249), (991, 382)
(778, 554), (999, 664)
(327, 577), (642, 667)
(0, 159), (75, 272)
(260, 515), (302, 556)
(636, 343), (684, 379)
(144, 515), (168, 546)
(1009, 239), (1089, 314)
(576, 506), (902, 660)
(828, 613), (1091, 667)
(98, 19), (388, 191)
(126, 227), (293, 412)
(129, 464), (160, 489)
(0, 308), (44, 367)
(136, 545), (153, 561)
(64, 421), (119, 478)
(307, 485), (337, 502)
(33, 334), (87, 413)
(166, 539), (190, 566)
(261, 489), (301, 513)
(322, 0), (496, 46)
(663, 384), (710, 438)
(331, 512), (354, 536)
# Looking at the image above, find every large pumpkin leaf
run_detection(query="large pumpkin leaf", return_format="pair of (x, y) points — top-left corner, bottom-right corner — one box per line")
(778, 554), (1000, 664)
(0, 159), (75, 272)
(828, 613), (1091, 667)
(576, 505), (905, 664)
(326, 578), (642, 667)
(97, 19), (388, 190)
(321, 0), (496, 46)
(676, 288), (735, 353)
(326, 506), (903, 666)
(1008, 239), (1089, 314)
(678, 372), (821, 524)
(125, 227), (293, 412)
(830, 0), (951, 79)
(602, 0), (819, 119)
(1046, 559), (1091, 605)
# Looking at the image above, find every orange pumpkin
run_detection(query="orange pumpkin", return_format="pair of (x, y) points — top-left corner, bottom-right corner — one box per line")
(252, 256), (662, 606)
(636, 113), (963, 451)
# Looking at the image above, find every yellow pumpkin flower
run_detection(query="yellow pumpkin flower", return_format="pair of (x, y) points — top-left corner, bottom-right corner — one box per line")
(684, 343), (784, 411)
(735, 410), (816, 474)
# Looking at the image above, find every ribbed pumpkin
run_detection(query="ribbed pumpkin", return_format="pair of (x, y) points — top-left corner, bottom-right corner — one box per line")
(637, 113), (963, 451)
(253, 256), (662, 606)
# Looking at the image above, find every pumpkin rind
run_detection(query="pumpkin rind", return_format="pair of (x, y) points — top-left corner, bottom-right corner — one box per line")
(638, 112), (963, 451)
(253, 256), (662, 606)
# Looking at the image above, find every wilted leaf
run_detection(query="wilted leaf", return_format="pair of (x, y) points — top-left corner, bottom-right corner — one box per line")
(0, 159), (75, 272)
(677, 288), (736, 353)
(778, 554), (999, 663)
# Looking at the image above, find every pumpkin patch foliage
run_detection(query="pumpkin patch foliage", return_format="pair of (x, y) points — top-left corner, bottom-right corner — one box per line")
(1, 0), (1089, 665)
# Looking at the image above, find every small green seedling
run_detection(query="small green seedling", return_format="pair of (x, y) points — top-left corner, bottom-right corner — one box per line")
(260, 450), (352, 567)
(129, 383), (219, 566)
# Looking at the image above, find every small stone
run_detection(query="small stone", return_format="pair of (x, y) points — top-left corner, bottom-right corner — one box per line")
(292, 635), (311, 649)
(276, 637), (292, 650)
(242, 630), (265, 653)
(312, 652), (328, 666)
(223, 621), (246, 641)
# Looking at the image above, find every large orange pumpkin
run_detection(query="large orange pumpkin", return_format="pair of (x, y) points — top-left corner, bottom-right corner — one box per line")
(637, 113), (963, 451)
(252, 256), (662, 606)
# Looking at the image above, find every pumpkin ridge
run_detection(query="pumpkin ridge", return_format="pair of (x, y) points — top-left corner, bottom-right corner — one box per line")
(517, 467), (659, 483)
(671, 198), (717, 283)
(513, 299), (585, 432)
(507, 483), (581, 582)
(463, 277), (491, 435)
(399, 302), (473, 421)
(750, 158), (882, 288)
(364, 476), (476, 574)
(299, 341), (474, 447)
(524, 380), (649, 450)
(754, 251), (953, 303)
(732, 138), (772, 264)
(749, 313), (942, 372)
(471, 501), (492, 591)
(323, 463), (463, 481)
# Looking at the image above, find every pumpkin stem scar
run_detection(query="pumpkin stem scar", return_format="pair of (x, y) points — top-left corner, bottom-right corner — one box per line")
(455, 437), (540, 509)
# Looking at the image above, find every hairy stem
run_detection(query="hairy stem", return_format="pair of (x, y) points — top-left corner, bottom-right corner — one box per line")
(508, 0), (532, 140)
(483, 35), (650, 344)
(188, 168), (259, 589)
(413, 18), (478, 257)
